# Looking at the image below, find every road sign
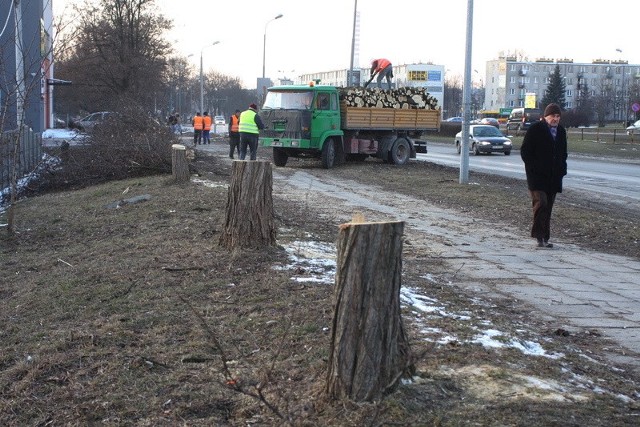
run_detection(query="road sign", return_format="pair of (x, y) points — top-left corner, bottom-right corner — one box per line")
(632, 103), (640, 113)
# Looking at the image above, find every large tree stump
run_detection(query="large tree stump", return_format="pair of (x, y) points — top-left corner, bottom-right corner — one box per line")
(171, 144), (190, 183)
(219, 161), (277, 249)
(326, 220), (414, 402)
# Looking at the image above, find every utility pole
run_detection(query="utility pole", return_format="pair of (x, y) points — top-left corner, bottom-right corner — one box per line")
(459, 0), (473, 184)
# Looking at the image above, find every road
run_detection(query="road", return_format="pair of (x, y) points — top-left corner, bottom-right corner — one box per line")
(419, 141), (640, 208)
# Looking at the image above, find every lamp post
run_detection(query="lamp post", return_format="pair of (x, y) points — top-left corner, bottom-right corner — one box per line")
(616, 48), (627, 124)
(262, 14), (283, 78)
(200, 41), (220, 114)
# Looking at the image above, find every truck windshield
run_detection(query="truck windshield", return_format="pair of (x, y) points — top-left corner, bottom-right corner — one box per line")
(262, 90), (314, 110)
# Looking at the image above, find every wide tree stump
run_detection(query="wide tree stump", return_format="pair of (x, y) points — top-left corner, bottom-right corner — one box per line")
(171, 144), (190, 183)
(326, 220), (414, 402)
(219, 161), (277, 249)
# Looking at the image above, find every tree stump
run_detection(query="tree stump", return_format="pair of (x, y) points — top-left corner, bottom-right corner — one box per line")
(219, 161), (277, 249)
(326, 220), (414, 402)
(171, 144), (190, 183)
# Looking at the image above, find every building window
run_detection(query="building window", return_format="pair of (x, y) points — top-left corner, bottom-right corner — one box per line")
(510, 88), (515, 95)
(566, 89), (573, 97)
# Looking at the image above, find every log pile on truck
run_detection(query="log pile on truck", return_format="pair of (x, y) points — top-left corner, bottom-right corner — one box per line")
(339, 86), (439, 110)
(258, 84), (442, 169)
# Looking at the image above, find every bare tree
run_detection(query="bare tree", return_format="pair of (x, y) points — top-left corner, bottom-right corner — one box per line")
(1, 0), (59, 235)
(55, 0), (172, 114)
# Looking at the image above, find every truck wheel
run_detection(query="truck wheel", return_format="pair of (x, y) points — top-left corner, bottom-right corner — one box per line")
(390, 138), (411, 165)
(273, 148), (288, 167)
(321, 139), (336, 169)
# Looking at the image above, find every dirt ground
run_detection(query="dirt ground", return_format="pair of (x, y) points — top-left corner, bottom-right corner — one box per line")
(1, 139), (640, 426)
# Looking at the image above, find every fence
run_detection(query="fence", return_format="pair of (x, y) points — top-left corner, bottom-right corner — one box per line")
(0, 128), (43, 192)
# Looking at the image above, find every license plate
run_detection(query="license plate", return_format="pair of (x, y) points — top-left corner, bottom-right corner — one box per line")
(271, 141), (282, 147)
(494, 145), (502, 149)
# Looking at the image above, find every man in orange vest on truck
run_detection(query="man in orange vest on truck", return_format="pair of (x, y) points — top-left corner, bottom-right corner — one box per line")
(228, 109), (241, 159)
(192, 112), (204, 145)
(367, 58), (393, 90)
(202, 111), (212, 145)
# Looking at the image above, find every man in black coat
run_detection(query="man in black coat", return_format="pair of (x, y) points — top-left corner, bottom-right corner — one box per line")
(520, 103), (567, 248)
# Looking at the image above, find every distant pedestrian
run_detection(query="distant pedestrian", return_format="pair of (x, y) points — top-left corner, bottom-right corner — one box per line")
(239, 103), (265, 161)
(228, 109), (241, 159)
(520, 103), (567, 248)
(192, 112), (204, 145)
(202, 111), (212, 144)
(370, 58), (393, 90)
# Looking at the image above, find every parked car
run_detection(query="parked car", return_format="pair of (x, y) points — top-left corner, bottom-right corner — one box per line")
(626, 119), (640, 135)
(455, 125), (512, 155)
(445, 116), (463, 123)
(71, 111), (116, 132)
(479, 117), (500, 128)
(214, 115), (226, 125)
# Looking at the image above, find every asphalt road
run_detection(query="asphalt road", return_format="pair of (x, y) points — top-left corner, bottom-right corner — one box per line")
(419, 141), (640, 208)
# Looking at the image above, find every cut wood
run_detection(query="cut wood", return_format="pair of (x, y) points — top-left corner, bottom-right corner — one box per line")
(339, 86), (439, 110)
(171, 144), (190, 183)
(326, 220), (414, 402)
(219, 161), (277, 249)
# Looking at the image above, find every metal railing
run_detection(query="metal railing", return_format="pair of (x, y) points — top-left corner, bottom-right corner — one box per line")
(1, 128), (43, 192)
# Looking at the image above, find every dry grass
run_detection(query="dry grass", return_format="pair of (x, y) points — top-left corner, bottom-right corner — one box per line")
(1, 146), (640, 426)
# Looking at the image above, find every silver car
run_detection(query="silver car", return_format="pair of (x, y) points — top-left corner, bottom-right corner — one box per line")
(72, 111), (115, 132)
(455, 125), (512, 155)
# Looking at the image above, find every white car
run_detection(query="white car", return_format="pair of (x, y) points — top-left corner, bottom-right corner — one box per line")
(214, 115), (225, 125)
(626, 119), (640, 135)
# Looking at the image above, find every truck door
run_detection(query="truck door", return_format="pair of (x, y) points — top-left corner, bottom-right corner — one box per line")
(311, 91), (340, 149)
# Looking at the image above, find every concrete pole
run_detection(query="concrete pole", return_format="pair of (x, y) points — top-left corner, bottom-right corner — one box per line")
(459, 0), (474, 184)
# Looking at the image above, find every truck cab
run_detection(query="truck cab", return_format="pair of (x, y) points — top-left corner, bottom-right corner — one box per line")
(259, 84), (344, 168)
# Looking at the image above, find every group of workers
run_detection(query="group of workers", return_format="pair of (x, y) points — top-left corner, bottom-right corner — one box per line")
(190, 104), (263, 160)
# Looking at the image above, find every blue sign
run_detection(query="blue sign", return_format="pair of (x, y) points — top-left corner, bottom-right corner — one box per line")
(428, 71), (441, 82)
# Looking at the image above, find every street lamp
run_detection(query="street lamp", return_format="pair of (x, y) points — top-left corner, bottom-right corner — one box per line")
(262, 14), (283, 78)
(200, 41), (220, 114)
(616, 48), (627, 124)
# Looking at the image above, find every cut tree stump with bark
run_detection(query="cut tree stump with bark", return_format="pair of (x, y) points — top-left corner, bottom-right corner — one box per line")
(219, 161), (277, 249)
(171, 144), (190, 183)
(326, 220), (414, 402)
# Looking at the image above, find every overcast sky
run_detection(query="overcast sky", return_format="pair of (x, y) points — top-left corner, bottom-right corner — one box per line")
(53, 0), (639, 89)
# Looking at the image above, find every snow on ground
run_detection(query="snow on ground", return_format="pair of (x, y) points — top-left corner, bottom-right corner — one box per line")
(41, 128), (87, 147)
(275, 237), (637, 402)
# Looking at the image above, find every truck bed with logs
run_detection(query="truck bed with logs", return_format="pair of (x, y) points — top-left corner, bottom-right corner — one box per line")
(259, 84), (441, 169)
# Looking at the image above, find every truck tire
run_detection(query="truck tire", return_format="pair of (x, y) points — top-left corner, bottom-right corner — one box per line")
(390, 138), (411, 165)
(273, 148), (288, 167)
(321, 139), (336, 169)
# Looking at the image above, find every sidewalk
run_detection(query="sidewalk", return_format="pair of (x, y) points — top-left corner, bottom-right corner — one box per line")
(197, 142), (640, 368)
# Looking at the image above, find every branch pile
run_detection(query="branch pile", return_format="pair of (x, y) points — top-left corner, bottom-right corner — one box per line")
(339, 87), (439, 110)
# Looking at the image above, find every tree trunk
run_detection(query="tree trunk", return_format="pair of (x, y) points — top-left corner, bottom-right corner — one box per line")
(326, 220), (414, 402)
(171, 144), (190, 183)
(219, 161), (277, 249)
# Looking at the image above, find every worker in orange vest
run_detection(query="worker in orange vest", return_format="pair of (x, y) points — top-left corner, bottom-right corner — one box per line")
(192, 112), (204, 145)
(370, 58), (393, 90)
(228, 109), (241, 159)
(202, 111), (212, 145)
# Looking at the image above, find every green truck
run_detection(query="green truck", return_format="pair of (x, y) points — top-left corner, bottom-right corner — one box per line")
(258, 84), (441, 168)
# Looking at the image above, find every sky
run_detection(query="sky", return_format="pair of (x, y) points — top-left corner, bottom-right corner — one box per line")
(52, 0), (639, 89)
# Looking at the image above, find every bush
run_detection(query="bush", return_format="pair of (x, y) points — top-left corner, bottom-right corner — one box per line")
(43, 105), (179, 191)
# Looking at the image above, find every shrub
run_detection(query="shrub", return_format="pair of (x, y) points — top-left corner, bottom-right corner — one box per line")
(43, 105), (178, 191)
